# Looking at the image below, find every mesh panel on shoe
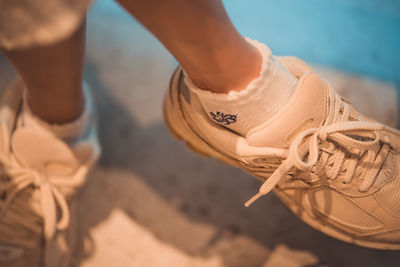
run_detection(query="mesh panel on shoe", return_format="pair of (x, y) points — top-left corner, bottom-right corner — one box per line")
(312, 189), (382, 229)
(374, 153), (400, 218)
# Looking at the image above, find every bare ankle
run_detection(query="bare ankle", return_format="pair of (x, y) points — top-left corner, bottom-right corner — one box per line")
(185, 41), (262, 94)
(26, 86), (84, 124)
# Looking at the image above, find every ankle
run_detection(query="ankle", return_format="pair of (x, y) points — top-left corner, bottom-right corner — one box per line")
(184, 39), (298, 136)
(184, 40), (262, 94)
(20, 84), (92, 141)
(26, 87), (84, 124)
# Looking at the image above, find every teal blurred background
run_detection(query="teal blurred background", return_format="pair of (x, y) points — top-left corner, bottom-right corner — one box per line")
(223, 0), (400, 87)
(95, 0), (400, 88)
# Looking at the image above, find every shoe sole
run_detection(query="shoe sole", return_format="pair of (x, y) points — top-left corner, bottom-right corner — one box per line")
(163, 66), (400, 250)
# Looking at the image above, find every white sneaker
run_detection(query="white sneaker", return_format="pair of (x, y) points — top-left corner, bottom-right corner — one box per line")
(0, 79), (101, 266)
(163, 57), (400, 250)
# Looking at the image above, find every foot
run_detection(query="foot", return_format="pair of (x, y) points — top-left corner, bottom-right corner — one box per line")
(163, 57), (400, 250)
(0, 79), (100, 266)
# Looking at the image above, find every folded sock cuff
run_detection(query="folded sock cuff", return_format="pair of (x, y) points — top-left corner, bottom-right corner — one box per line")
(184, 37), (272, 103)
(182, 38), (297, 136)
(21, 83), (92, 140)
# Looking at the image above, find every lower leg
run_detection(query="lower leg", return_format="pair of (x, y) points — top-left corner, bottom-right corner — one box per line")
(0, 19), (86, 124)
(117, 0), (262, 93)
(119, 0), (298, 136)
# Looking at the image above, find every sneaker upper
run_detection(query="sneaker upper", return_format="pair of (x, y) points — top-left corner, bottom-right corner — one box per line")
(167, 58), (400, 248)
(0, 79), (100, 266)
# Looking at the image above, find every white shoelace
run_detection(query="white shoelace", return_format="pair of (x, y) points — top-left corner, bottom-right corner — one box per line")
(245, 87), (385, 207)
(0, 151), (85, 241)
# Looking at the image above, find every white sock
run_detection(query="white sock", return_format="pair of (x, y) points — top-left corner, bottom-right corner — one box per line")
(17, 84), (93, 142)
(184, 38), (297, 136)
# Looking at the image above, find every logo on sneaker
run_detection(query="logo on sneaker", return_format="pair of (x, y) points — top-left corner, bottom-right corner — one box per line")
(210, 111), (237, 125)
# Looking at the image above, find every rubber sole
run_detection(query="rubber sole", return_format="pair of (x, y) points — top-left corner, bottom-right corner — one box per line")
(162, 68), (400, 250)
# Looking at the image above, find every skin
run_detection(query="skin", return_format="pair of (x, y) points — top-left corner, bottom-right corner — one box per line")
(0, 0), (262, 123)
(1, 20), (86, 124)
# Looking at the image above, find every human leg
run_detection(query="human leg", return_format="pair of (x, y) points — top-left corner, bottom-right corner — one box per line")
(1, 20), (86, 124)
(0, 16), (100, 267)
(118, 0), (297, 136)
(117, 0), (262, 93)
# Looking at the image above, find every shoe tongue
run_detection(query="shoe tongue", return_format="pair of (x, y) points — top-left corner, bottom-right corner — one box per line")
(247, 72), (329, 148)
(11, 128), (79, 175)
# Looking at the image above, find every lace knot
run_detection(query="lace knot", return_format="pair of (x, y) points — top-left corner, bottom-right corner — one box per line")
(0, 166), (71, 241)
(32, 172), (48, 187)
(244, 89), (385, 207)
(318, 127), (328, 142)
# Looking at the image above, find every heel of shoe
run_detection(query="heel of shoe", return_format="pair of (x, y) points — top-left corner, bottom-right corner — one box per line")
(163, 68), (214, 158)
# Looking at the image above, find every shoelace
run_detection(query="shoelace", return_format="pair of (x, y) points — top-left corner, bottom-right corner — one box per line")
(245, 87), (385, 207)
(0, 152), (85, 241)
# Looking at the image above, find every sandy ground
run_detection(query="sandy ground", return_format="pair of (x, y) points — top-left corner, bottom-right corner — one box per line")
(0, 1), (399, 266)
